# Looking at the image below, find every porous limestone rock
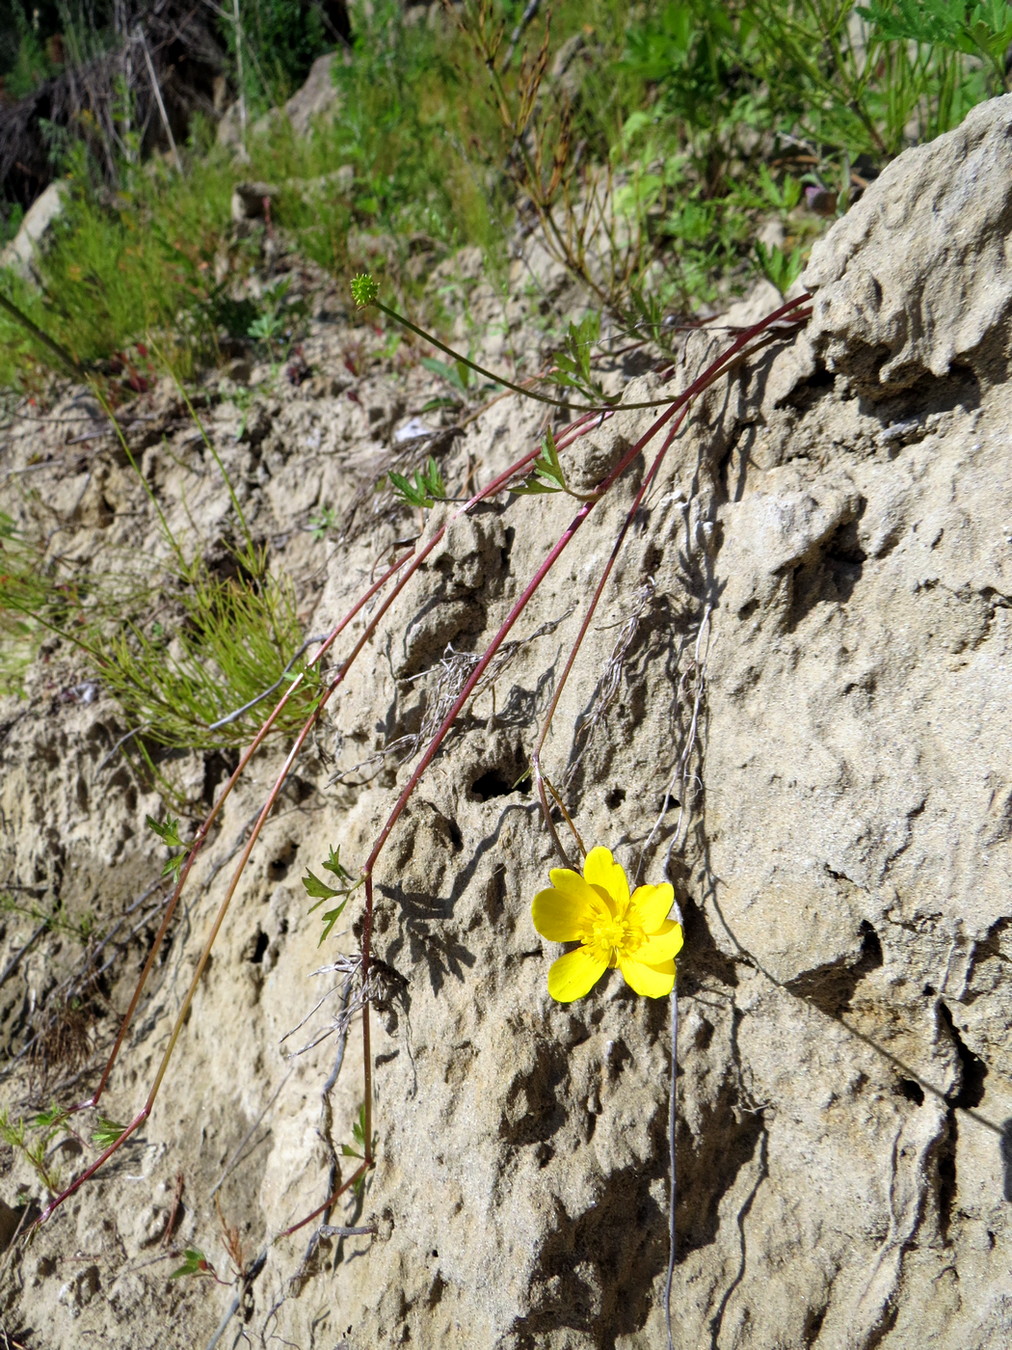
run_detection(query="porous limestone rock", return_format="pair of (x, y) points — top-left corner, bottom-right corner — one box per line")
(1, 98), (1010, 1350)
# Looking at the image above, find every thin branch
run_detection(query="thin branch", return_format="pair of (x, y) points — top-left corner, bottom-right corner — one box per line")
(136, 26), (182, 173)
(207, 634), (328, 729)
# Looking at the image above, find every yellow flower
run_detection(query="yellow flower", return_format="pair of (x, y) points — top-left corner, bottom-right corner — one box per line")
(532, 846), (684, 1002)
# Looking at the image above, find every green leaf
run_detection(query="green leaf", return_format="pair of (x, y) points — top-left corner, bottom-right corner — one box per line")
(302, 868), (341, 901)
(303, 844), (360, 941)
(146, 814), (183, 849)
(169, 1249), (213, 1280)
(317, 897), (349, 943)
(323, 845), (352, 881)
(508, 479), (560, 496)
(420, 457), (445, 499)
(147, 814), (187, 880)
(510, 428), (568, 496)
(92, 1117), (127, 1148)
(388, 470), (433, 508)
(389, 457), (445, 509)
(755, 240), (805, 295)
(31, 1105), (67, 1130)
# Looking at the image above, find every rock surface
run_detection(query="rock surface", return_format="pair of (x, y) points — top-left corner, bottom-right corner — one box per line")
(1, 100), (1010, 1349)
(0, 180), (69, 283)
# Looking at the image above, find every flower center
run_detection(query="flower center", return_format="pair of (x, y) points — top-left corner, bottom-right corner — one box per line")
(580, 912), (646, 967)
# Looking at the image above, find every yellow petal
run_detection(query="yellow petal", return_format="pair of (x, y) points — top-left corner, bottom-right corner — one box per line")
(548, 865), (612, 917)
(532, 887), (593, 942)
(583, 846), (630, 908)
(636, 920), (684, 964)
(629, 882), (675, 931)
(547, 946), (608, 1002)
(618, 955), (675, 998)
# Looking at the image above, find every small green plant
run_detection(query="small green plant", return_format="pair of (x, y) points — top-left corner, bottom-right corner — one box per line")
(302, 845), (361, 943)
(0, 893), (97, 944)
(755, 239), (806, 294)
(0, 509), (58, 693)
(0, 1106), (67, 1194)
(308, 506), (338, 541)
(388, 456), (446, 510)
(91, 1116), (127, 1149)
(147, 815), (190, 882)
(169, 1248), (216, 1281)
(247, 276), (304, 360)
(419, 355), (488, 408)
(341, 1103), (377, 1196)
(509, 428), (579, 499)
(547, 314), (615, 404)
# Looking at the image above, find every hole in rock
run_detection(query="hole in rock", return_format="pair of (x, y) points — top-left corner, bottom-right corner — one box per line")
(939, 1002), (987, 1109)
(605, 787), (626, 809)
(898, 1079), (925, 1105)
(471, 767), (528, 801)
(268, 841), (297, 880)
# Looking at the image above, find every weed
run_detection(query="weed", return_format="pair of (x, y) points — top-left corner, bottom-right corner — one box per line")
(246, 275), (306, 362)
(308, 505), (338, 541)
(302, 844), (361, 943)
(388, 456), (446, 510)
(0, 1106), (68, 1194)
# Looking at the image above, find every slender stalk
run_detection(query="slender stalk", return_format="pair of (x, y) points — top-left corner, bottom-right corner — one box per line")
(38, 296), (812, 1236)
(371, 297), (704, 414)
(532, 405), (689, 866)
(664, 980), (679, 1350)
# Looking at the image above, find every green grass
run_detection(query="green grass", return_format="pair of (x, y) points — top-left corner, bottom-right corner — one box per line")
(2, 1), (1007, 390)
(0, 518), (317, 736)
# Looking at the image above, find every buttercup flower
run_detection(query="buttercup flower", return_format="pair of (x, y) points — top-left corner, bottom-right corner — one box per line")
(532, 846), (684, 1002)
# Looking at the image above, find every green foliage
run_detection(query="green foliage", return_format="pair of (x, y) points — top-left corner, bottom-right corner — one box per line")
(328, 0), (506, 249)
(755, 240), (806, 294)
(859, 0), (1012, 81)
(0, 1104), (66, 1193)
(0, 891), (97, 943)
(419, 355), (484, 407)
(0, 149), (236, 386)
(341, 1102), (376, 1193)
(599, 0), (1007, 314)
(147, 814), (189, 881)
(91, 1116), (127, 1148)
(1, 509), (317, 765)
(0, 3), (55, 99)
(302, 845), (360, 942)
(0, 509), (51, 694)
(548, 314), (614, 404)
(388, 457), (446, 510)
(218, 0), (333, 113)
(94, 539), (317, 754)
(510, 428), (569, 497)
(308, 505), (338, 541)
(169, 1248), (214, 1280)
(0, 0), (1007, 391)
(246, 276), (305, 360)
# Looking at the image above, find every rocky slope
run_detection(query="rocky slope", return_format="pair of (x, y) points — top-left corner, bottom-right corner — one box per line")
(0, 96), (1010, 1350)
